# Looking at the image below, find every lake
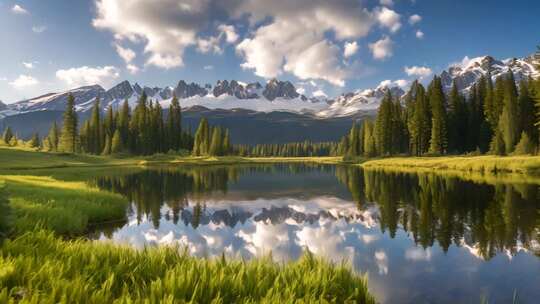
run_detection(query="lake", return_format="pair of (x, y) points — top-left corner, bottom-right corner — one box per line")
(88, 164), (540, 304)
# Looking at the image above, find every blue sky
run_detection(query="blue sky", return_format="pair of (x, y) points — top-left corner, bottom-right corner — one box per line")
(1, 0), (539, 103)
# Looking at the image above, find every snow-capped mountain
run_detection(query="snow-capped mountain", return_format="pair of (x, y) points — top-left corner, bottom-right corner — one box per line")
(440, 55), (539, 92)
(1, 78), (328, 116)
(318, 85), (405, 118)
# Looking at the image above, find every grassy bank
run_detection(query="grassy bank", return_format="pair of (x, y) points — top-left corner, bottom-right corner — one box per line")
(0, 230), (374, 303)
(0, 175), (128, 235)
(361, 155), (540, 175)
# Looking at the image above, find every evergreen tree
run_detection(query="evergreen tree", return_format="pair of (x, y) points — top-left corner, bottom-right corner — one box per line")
(47, 122), (59, 152)
(347, 122), (360, 157)
(517, 80), (537, 143)
(167, 95), (182, 151)
(409, 82), (431, 155)
(223, 129), (231, 155)
(209, 126), (223, 156)
(374, 91), (394, 155)
(58, 94), (78, 153)
(88, 98), (102, 154)
(489, 129), (505, 156)
(118, 99), (130, 149)
(363, 120), (376, 157)
(2, 127), (13, 145)
(111, 129), (123, 154)
(193, 118), (210, 156)
(29, 132), (40, 148)
(513, 131), (535, 155)
(498, 72), (520, 153)
(103, 104), (115, 143)
(448, 80), (468, 153)
(102, 133), (112, 155)
(428, 76), (448, 154)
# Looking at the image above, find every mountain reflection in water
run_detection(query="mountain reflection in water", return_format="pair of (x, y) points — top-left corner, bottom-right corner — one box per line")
(89, 164), (540, 304)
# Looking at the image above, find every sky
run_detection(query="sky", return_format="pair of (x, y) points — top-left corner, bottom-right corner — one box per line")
(0, 0), (539, 104)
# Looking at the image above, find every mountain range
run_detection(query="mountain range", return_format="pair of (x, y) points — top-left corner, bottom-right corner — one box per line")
(1, 53), (538, 143)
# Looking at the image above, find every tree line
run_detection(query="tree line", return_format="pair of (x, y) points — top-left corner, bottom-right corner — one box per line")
(233, 142), (339, 157)
(339, 71), (540, 157)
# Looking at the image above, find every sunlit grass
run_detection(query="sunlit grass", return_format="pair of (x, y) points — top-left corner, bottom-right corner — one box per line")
(362, 155), (540, 175)
(0, 230), (375, 304)
(0, 175), (127, 235)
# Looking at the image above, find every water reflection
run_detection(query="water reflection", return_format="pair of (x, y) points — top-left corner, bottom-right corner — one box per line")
(90, 164), (540, 303)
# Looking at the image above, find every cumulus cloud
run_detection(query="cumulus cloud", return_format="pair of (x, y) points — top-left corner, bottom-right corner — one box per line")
(93, 0), (218, 69)
(9, 75), (39, 89)
(375, 7), (401, 33)
(313, 89), (328, 98)
(32, 26), (47, 33)
(234, 0), (375, 86)
(197, 36), (222, 54)
(379, 79), (408, 88)
(126, 64), (140, 74)
(114, 44), (136, 63)
(416, 30), (424, 39)
(409, 14), (422, 25)
(369, 36), (393, 60)
(22, 62), (34, 69)
(344, 41), (359, 58)
(56, 66), (120, 88)
(218, 24), (239, 44)
(11, 4), (28, 15)
(404, 65), (432, 78)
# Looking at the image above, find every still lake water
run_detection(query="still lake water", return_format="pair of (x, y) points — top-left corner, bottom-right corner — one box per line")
(89, 164), (540, 304)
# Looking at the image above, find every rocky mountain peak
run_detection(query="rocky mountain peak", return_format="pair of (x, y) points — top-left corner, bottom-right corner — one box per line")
(263, 79), (299, 101)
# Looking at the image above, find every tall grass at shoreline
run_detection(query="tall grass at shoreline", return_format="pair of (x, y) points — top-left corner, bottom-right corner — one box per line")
(1, 175), (127, 235)
(0, 230), (375, 303)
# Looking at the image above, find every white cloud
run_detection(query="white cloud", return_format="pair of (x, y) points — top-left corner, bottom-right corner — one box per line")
(56, 66), (120, 88)
(203, 65), (214, 70)
(0, 77), (7, 81)
(296, 87), (306, 95)
(404, 65), (432, 78)
(380, 0), (394, 6)
(343, 41), (359, 58)
(218, 24), (238, 44)
(313, 89), (328, 98)
(409, 14), (422, 25)
(11, 4), (28, 15)
(369, 36), (393, 60)
(126, 64), (140, 74)
(235, 0), (374, 86)
(197, 36), (222, 54)
(415, 30), (424, 39)
(114, 44), (136, 63)
(379, 79), (408, 88)
(32, 26), (47, 33)
(9, 75), (39, 89)
(93, 0), (216, 69)
(22, 62), (34, 69)
(375, 7), (401, 33)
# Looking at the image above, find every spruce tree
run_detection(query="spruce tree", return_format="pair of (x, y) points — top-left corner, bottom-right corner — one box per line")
(167, 95), (182, 151)
(489, 129), (505, 156)
(517, 80), (537, 143)
(409, 82), (431, 155)
(428, 76), (448, 154)
(209, 126), (223, 156)
(111, 129), (123, 154)
(448, 80), (467, 153)
(47, 122), (59, 152)
(363, 120), (376, 157)
(88, 98), (102, 154)
(513, 131), (535, 155)
(498, 72), (520, 153)
(58, 94), (78, 153)
(101, 133), (112, 155)
(347, 122), (360, 157)
(2, 127), (13, 145)
(193, 118), (210, 156)
(374, 91), (394, 155)
(29, 132), (40, 148)
(223, 129), (231, 155)
(118, 99), (130, 149)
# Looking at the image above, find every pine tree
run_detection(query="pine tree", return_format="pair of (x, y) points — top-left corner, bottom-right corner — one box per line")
(118, 99), (130, 149)
(513, 131), (535, 155)
(489, 129), (505, 155)
(103, 104), (115, 143)
(374, 91), (394, 155)
(428, 76), (448, 154)
(498, 72), (520, 153)
(88, 97), (102, 154)
(2, 127), (13, 145)
(58, 94), (78, 153)
(222, 129), (231, 155)
(409, 82), (431, 155)
(209, 126), (223, 156)
(47, 122), (59, 152)
(448, 80), (468, 153)
(167, 95), (182, 151)
(347, 122), (360, 157)
(111, 129), (123, 154)
(101, 133), (112, 155)
(29, 132), (40, 148)
(517, 80), (537, 143)
(363, 120), (376, 157)
(193, 118), (210, 156)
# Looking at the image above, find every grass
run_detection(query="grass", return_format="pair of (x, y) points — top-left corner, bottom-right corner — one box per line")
(361, 155), (540, 175)
(0, 175), (127, 235)
(0, 230), (375, 304)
